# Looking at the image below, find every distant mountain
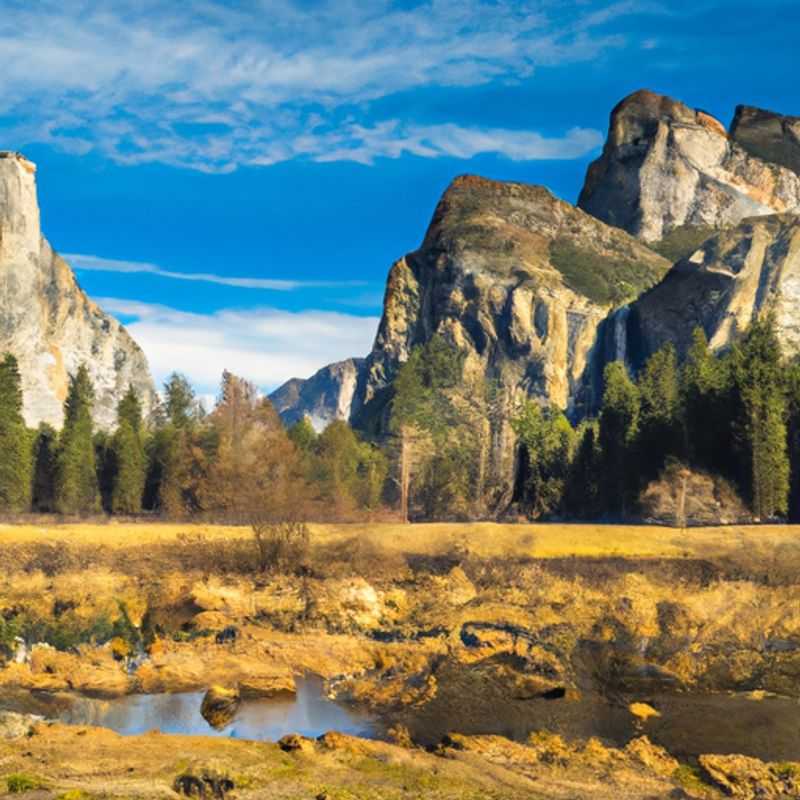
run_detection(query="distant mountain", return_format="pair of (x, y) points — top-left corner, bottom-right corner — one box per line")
(0, 151), (156, 429)
(269, 357), (364, 431)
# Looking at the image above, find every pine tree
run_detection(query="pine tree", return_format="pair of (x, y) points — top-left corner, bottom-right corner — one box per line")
(0, 354), (32, 512)
(111, 386), (146, 514)
(681, 327), (732, 475)
(55, 365), (99, 515)
(564, 421), (601, 518)
(732, 315), (789, 519)
(31, 423), (57, 512)
(637, 344), (682, 481)
(288, 417), (317, 452)
(598, 361), (640, 516)
(511, 402), (575, 519)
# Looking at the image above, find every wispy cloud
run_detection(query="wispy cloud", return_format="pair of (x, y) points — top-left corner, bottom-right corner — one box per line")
(98, 297), (379, 393)
(0, 0), (638, 171)
(65, 253), (367, 291)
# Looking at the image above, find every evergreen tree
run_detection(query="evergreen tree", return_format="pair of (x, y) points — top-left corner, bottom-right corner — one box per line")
(0, 354), (32, 512)
(288, 417), (317, 452)
(786, 361), (800, 523)
(731, 315), (789, 519)
(598, 361), (640, 516)
(111, 386), (146, 514)
(637, 344), (683, 480)
(163, 373), (196, 428)
(55, 365), (99, 515)
(681, 327), (732, 475)
(31, 423), (57, 512)
(388, 335), (466, 520)
(564, 421), (601, 518)
(511, 402), (575, 519)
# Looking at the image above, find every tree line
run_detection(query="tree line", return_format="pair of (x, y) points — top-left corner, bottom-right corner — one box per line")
(513, 314), (796, 522)
(0, 363), (387, 519)
(0, 313), (796, 522)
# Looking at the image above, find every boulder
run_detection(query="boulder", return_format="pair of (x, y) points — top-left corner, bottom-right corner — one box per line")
(699, 753), (800, 798)
(200, 685), (241, 729)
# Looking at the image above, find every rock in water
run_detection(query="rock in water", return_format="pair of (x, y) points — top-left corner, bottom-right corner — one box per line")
(731, 104), (800, 175)
(0, 151), (156, 429)
(200, 685), (241, 729)
(578, 89), (800, 243)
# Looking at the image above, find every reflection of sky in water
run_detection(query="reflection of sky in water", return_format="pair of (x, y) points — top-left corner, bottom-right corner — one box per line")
(60, 677), (375, 741)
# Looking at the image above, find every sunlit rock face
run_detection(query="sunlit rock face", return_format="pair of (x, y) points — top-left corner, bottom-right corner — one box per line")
(625, 213), (800, 369)
(0, 152), (156, 430)
(355, 175), (668, 421)
(578, 89), (800, 243)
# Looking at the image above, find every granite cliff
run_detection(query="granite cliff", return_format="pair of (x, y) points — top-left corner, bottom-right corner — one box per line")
(578, 89), (800, 245)
(269, 357), (364, 431)
(0, 152), (156, 430)
(622, 212), (800, 370)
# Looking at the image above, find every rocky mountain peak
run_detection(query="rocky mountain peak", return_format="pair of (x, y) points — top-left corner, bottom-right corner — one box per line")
(578, 89), (800, 244)
(0, 152), (157, 430)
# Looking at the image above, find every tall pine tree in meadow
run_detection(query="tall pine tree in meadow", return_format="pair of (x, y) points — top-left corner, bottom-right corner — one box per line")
(55, 364), (99, 515)
(111, 385), (146, 514)
(0, 354), (32, 512)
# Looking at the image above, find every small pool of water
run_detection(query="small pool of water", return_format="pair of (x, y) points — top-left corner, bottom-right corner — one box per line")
(1, 677), (376, 741)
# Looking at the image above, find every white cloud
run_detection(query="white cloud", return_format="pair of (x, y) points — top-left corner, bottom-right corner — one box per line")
(0, 0), (639, 170)
(97, 297), (379, 394)
(65, 253), (367, 291)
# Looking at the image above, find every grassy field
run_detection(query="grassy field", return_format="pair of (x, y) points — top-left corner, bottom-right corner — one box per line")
(0, 519), (797, 560)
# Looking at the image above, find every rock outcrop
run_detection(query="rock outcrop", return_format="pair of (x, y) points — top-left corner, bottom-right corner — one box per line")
(0, 151), (156, 430)
(274, 175), (668, 440)
(578, 89), (800, 243)
(731, 104), (800, 175)
(622, 212), (800, 368)
(356, 176), (667, 415)
(269, 357), (364, 430)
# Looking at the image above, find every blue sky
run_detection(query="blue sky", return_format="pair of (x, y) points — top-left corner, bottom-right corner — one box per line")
(2, 0), (798, 399)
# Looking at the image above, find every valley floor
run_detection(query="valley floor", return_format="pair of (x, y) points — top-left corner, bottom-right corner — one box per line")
(0, 521), (799, 798)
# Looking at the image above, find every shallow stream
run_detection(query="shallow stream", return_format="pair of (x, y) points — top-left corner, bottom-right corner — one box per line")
(1, 679), (798, 761)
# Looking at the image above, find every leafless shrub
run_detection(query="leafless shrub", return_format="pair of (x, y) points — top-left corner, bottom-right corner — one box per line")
(252, 521), (310, 574)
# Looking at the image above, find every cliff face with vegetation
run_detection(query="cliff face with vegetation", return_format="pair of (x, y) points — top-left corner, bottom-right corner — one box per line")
(0, 152), (156, 430)
(272, 89), (800, 512)
(356, 175), (668, 419)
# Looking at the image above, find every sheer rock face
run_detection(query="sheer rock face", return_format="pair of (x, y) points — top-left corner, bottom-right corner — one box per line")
(624, 213), (800, 368)
(356, 175), (668, 420)
(269, 357), (364, 432)
(578, 89), (800, 243)
(731, 104), (800, 175)
(0, 152), (156, 430)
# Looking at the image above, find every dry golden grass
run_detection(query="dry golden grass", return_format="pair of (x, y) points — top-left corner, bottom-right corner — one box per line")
(0, 519), (796, 561)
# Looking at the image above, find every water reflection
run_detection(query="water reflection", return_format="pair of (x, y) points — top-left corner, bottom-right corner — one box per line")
(58, 676), (376, 740)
